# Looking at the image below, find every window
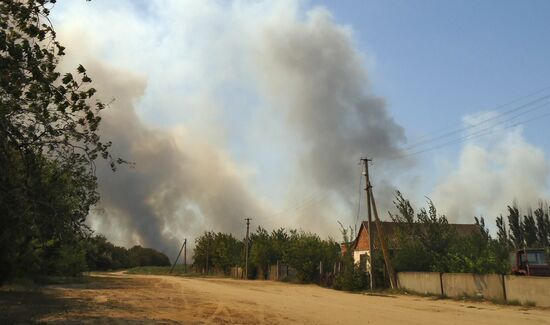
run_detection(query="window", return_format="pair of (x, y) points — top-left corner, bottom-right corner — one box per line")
(520, 251), (547, 265)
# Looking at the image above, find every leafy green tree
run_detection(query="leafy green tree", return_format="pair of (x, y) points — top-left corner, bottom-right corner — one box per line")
(507, 206), (523, 248)
(523, 212), (538, 247)
(333, 224), (368, 291)
(496, 215), (510, 247)
(249, 226), (275, 278)
(192, 231), (243, 275)
(285, 230), (339, 282)
(389, 192), (509, 274)
(534, 206), (550, 247)
(0, 0), (119, 281)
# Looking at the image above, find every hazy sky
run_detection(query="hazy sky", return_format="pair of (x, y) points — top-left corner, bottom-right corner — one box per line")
(51, 0), (550, 254)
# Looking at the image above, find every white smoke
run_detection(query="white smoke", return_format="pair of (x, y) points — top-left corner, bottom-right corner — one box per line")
(431, 112), (550, 223)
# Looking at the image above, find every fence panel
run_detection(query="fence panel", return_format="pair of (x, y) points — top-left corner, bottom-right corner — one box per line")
(397, 272), (442, 295)
(442, 273), (504, 300)
(505, 275), (550, 307)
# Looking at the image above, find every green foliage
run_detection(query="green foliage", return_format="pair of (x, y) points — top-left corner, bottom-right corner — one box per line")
(507, 206), (524, 248)
(0, 0), (120, 282)
(285, 230), (339, 283)
(506, 205), (550, 249)
(333, 253), (368, 291)
(192, 227), (339, 282)
(193, 231), (243, 275)
(333, 224), (368, 291)
(390, 192), (511, 274)
(84, 235), (170, 271)
(535, 206), (550, 247)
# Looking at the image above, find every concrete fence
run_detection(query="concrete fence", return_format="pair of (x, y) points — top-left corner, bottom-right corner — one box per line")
(442, 273), (505, 301)
(397, 272), (550, 307)
(397, 272), (442, 295)
(504, 275), (550, 306)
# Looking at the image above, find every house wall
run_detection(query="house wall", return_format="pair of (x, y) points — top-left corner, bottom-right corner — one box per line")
(355, 225), (371, 251)
(353, 250), (369, 270)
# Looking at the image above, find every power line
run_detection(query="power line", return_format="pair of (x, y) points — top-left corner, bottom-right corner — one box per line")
(404, 85), (550, 149)
(383, 102), (550, 162)
(261, 85), (550, 222)
(403, 93), (550, 152)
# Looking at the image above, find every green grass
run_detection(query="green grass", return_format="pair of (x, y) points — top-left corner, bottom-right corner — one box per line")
(126, 265), (210, 277)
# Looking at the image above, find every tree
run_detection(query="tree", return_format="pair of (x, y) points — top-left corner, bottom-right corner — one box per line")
(192, 231), (243, 275)
(495, 215), (510, 247)
(522, 211), (538, 247)
(507, 206), (523, 248)
(249, 226), (274, 279)
(534, 205), (550, 248)
(0, 0), (118, 281)
(333, 224), (368, 291)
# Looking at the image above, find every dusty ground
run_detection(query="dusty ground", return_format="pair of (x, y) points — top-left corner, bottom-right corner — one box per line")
(1, 272), (549, 324)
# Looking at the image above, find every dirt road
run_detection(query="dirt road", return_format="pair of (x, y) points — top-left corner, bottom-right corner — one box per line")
(2, 272), (549, 324)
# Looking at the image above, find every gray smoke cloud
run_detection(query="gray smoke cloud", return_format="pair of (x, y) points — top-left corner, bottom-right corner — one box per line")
(85, 63), (267, 256)
(252, 8), (409, 230)
(54, 1), (412, 254)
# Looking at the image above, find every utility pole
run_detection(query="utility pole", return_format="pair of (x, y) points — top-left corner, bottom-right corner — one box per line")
(205, 236), (210, 275)
(367, 182), (397, 289)
(183, 238), (187, 273)
(245, 217), (251, 280)
(170, 238), (187, 274)
(361, 157), (375, 290)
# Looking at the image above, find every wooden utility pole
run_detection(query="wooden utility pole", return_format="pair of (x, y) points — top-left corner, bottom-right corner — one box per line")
(170, 238), (186, 274)
(183, 238), (187, 273)
(245, 217), (251, 280)
(361, 158), (375, 290)
(367, 184), (397, 289)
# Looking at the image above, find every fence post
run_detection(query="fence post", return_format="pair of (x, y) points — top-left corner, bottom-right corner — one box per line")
(439, 272), (444, 297)
(501, 274), (507, 302)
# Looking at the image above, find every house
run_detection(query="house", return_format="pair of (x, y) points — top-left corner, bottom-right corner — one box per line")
(345, 221), (479, 270)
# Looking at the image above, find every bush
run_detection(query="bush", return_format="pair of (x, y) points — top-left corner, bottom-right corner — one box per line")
(333, 254), (368, 291)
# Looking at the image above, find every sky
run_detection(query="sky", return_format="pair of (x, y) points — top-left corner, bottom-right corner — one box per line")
(50, 0), (550, 256)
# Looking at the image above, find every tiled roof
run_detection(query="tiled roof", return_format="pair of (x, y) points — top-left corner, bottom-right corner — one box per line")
(352, 221), (479, 250)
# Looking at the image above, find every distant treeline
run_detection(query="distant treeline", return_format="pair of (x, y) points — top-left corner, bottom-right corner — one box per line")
(192, 228), (340, 283)
(85, 235), (170, 271)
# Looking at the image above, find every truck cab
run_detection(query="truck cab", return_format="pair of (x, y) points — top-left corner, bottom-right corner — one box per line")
(510, 248), (550, 276)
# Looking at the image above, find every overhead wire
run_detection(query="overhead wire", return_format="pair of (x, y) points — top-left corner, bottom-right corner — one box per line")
(403, 85), (550, 150)
(263, 84), (550, 220)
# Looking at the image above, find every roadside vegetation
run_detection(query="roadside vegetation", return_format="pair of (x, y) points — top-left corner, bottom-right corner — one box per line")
(0, 0), (169, 284)
(187, 192), (550, 293)
(192, 228), (340, 283)
(390, 191), (550, 274)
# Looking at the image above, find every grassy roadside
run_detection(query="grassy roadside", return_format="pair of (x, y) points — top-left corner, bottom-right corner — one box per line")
(126, 265), (210, 277)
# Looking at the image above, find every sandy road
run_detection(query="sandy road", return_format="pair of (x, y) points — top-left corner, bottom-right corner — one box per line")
(2, 272), (550, 324)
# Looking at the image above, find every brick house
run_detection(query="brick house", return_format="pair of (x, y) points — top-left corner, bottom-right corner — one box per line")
(346, 221), (479, 270)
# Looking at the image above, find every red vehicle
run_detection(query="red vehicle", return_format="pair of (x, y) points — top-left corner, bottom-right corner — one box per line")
(510, 248), (550, 276)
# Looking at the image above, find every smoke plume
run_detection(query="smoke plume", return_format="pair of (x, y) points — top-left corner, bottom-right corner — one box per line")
(431, 113), (550, 222)
(85, 63), (267, 255)
(252, 8), (408, 229)
(53, 0), (411, 255)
